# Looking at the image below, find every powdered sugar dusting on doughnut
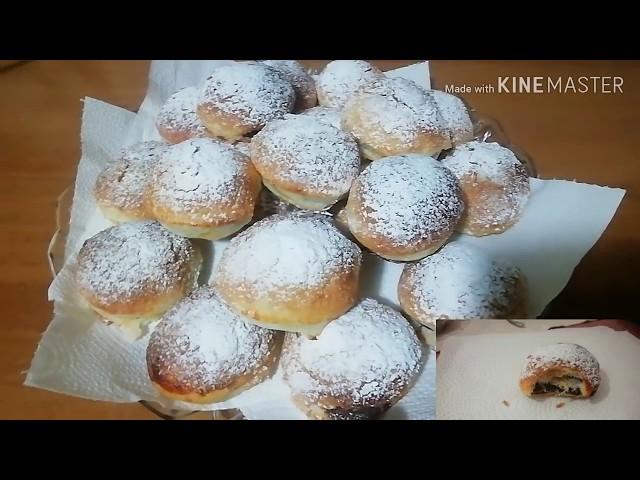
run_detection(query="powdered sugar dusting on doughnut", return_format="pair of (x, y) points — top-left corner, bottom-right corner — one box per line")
(353, 154), (464, 246)
(442, 141), (530, 227)
(443, 141), (524, 184)
(252, 115), (360, 198)
(316, 60), (382, 109)
(199, 63), (295, 129)
(283, 298), (422, 404)
(76, 221), (198, 304)
(157, 87), (210, 139)
(346, 77), (447, 146)
(300, 106), (343, 129)
(427, 89), (473, 144)
(521, 343), (600, 389)
(216, 212), (361, 298)
(403, 242), (523, 319)
(147, 286), (277, 390)
(151, 138), (253, 222)
(260, 60), (317, 111)
(95, 141), (168, 211)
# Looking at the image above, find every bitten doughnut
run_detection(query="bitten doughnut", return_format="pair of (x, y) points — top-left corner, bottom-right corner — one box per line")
(519, 343), (600, 398)
(146, 286), (282, 404)
(316, 60), (383, 109)
(213, 212), (362, 336)
(427, 89), (474, 146)
(156, 87), (212, 144)
(441, 141), (530, 235)
(260, 60), (317, 112)
(197, 62), (295, 141)
(398, 243), (527, 326)
(146, 138), (262, 240)
(346, 154), (465, 261)
(281, 298), (422, 420)
(75, 220), (202, 328)
(300, 106), (342, 129)
(342, 80), (452, 160)
(250, 115), (361, 210)
(94, 141), (168, 223)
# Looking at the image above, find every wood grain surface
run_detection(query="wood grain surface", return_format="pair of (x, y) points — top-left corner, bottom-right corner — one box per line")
(0, 60), (637, 419)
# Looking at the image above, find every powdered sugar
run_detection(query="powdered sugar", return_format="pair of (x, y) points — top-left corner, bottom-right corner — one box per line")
(75, 220), (198, 304)
(443, 141), (524, 184)
(300, 106), (343, 129)
(260, 60), (317, 111)
(442, 141), (530, 228)
(95, 141), (167, 211)
(401, 242), (523, 319)
(427, 89), (473, 144)
(283, 298), (422, 405)
(521, 343), (600, 389)
(147, 286), (277, 391)
(251, 115), (360, 198)
(344, 77), (447, 148)
(198, 62), (295, 129)
(156, 87), (209, 139)
(352, 154), (464, 246)
(316, 60), (383, 109)
(150, 138), (253, 222)
(215, 212), (361, 298)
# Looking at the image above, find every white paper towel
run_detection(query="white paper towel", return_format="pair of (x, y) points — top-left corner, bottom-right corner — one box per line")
(437, 326), (640, 419)
(26, 60), (625, 419)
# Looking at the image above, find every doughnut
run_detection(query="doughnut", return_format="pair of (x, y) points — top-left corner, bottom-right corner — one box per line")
(397, 242), (527, 326)
(519, 343), (600, 398)
(345, 154), (465, 261)
(213, 212), (362, 336)
(197, 62), (295, 141)
(260, 60), (317, 112)
(146, 286), (282, 404)
(156, 87), (212, 144)
(75, 220), (202, 328)
(315, 60), (383, 109)
(281, 298), (422, 420)
(146, 138), (262, 240)
(426, 89), (474, 146)
(250, 115), (361, 210)
(441, 141), (530, 236)
(300, 106), (343, 130)
(94, 141), (168, 223)
(342, 78), (451, 160)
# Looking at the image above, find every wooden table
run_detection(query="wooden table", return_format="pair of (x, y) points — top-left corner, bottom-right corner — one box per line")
(1, 60), (637, 419)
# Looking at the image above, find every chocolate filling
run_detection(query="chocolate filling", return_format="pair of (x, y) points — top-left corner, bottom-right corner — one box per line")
(532, 376), (583, 396)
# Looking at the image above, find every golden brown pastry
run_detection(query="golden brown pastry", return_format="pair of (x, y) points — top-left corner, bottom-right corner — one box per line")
(147, 286), (282, 404)
(250, 115), (361, 210)
(94, 141), (168, 223)
(519, 343), (600, 398)
(342, 77), (451, 160)
(146, 138), (262, 240)
(426, 89), (474, 146)
(398, 242), (527, 327)
(260, 60), (317, 112)
(441, 141), (530, 236)
(75, 220), (202, 329)
(197, 62), (295, 141)
(345, 154), (465, 261)
(213, 212), (362, 336)
(156, 87), (212, 144)
(315, 60), (383, 109)
(281, 298), (422, 420)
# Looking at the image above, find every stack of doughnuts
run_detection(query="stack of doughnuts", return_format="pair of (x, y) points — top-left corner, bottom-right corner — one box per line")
(80, 60), (536, 418)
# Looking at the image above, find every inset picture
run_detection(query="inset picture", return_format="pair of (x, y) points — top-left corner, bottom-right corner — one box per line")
(436, 320), (640, 419)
